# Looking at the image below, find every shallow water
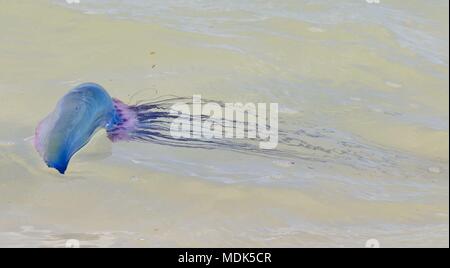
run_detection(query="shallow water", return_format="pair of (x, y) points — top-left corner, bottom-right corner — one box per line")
(0, 0), (448, 247)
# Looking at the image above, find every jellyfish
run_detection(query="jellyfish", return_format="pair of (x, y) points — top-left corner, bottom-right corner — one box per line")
(34, 83), (273, 174)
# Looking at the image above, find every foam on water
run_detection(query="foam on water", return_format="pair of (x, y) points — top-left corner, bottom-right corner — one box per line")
(56, 0), (448, 66)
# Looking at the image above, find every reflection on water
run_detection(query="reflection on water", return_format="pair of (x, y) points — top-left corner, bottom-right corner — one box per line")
(0, 0), (448, 247)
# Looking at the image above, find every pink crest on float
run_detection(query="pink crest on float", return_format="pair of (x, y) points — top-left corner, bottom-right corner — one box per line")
(107, 99), (138, 142)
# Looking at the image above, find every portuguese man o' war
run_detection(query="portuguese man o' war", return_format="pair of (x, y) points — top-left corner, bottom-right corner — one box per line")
(34, 83), (129, 174)
(35, 83), (200, 174)
(33, 83), (398, 176)
(34, 83), (272, 174)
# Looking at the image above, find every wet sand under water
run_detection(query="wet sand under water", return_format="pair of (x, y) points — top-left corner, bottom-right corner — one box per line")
(0, 0), (448, 247)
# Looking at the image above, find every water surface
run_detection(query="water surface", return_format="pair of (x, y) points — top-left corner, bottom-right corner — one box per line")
(0, 0), (448, 247)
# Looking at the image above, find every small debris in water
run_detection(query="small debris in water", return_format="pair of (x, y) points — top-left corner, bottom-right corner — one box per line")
(428, 167), (441, 174)
(273, 160), (295, 168)
(130, 176), (140, 182)
(149, 51), (156, 55)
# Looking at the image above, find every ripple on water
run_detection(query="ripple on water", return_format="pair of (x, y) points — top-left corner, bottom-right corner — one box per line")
(308, 27), (325, 33)
(385, 81), (403, 89)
